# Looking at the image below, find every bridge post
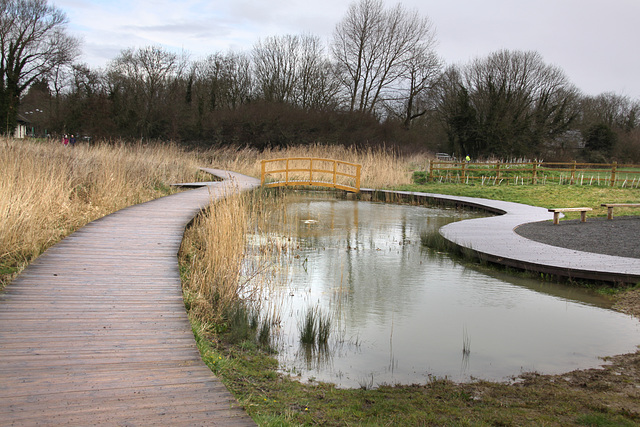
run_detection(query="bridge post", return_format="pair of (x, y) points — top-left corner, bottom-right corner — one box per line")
(286, 158), (290, 184)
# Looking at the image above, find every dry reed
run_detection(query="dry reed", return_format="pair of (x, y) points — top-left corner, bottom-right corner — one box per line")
(0, 138), (201, 285)
(181, 145), (428, 325)
(3, 137), (423, 303)
(181, 192), (250, 322)
(201, 144), (427, 189)
(180, 188), (297, 325)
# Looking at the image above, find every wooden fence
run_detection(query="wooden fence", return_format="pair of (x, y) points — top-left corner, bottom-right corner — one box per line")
(261, 158), (361, 193)
(426, 160), (640, 187)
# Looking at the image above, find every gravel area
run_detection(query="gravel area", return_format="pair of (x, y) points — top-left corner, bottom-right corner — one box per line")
(515, 216), (640, 259)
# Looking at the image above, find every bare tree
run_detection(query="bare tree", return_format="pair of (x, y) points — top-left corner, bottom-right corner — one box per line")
(580, 92), (639, 132)
(0, 0), (79, 134)
(194, 51), (252, 111)
(331, 0), (437, 116)
(441, 50), (580, 157)
(295, 34), (340, 110)
(108, 46), (188, 138)
(253, 35), (300, 104)
(389, 28), (441, 128)
(252, 34), (340, 110)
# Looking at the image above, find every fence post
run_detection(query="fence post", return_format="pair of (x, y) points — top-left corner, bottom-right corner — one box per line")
(428, 160), (434, 182)
(570, 161), (576, 185)
(611, 161), (617, 187)
(532, 162), (538, 185)
(261, 160), (266, 185)
(461, 162), (466, 182)
(495, 162), (501, 180)
(355, 164), (361, 192)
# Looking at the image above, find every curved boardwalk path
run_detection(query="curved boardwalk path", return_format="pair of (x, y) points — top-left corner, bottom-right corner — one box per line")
(363, 189), (640, 284)
(0, 169), (258, 426)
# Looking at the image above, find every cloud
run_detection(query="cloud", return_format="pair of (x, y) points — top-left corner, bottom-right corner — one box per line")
(55, 0), (640, 98)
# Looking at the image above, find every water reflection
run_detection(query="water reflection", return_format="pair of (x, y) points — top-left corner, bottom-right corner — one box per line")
(247, 194), (640, 388)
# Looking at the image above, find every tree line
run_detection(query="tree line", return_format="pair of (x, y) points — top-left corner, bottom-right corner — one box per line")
(4, 0), (640, 161)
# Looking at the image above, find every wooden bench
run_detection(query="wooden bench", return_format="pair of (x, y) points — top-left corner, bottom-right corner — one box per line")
(600, 203), (640, 220)
(548, 207), (593, 225)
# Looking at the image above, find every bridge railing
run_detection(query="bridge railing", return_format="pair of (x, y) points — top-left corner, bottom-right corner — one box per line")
(261, 157), (361, 193)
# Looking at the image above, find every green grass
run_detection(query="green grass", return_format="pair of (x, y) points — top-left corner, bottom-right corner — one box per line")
(398, 182), (640, 220)
(186, 182), (640, 426)
(428, 163), (640, 187)
(299, 308), (318, 345)
(192, 323), (640, 426)
(0, 264), (20, 290)
(299, 307), (332, 345)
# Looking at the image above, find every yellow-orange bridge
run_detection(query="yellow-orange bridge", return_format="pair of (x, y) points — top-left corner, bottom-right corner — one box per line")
(261, 158), (361, 193)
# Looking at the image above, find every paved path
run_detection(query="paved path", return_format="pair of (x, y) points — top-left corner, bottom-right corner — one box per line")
(362, 189), (640, 284)
(0, 169), (259, 426)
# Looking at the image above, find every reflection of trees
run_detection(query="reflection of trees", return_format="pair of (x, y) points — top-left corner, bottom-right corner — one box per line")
(305, 202), (448, 327)
(296, 342), (333, 372)
(265, 198), (483, 338)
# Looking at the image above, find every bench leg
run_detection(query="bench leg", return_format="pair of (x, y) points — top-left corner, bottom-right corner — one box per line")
(553, 212), (560, 225)
(607, 207), (614, 220)
(580, 211), (587, 222)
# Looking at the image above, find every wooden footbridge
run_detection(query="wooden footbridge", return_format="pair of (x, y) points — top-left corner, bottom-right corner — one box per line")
(261, 157), (361, 193)
(0, 169), (259, 426)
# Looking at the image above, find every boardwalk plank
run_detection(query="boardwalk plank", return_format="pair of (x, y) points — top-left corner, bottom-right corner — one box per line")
(0, 171), (258, 425)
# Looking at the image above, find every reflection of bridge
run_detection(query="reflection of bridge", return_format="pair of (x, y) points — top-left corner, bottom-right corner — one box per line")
(261, 158), (361, 193)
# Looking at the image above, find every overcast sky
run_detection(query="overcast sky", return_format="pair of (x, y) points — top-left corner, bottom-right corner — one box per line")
(55, 0), (640, 99)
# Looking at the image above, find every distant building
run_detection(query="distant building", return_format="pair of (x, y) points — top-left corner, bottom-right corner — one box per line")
(14, 114), (30, 139)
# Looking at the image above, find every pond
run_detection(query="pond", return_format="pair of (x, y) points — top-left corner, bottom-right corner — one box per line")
(245, 193), (640, 388)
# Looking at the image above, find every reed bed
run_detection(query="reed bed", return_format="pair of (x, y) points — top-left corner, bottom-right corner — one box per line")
(180, 192), (252, 324)
(0, 138), (201, 286)
(179, 188), (296, 327)
(179, 144), (427, 330)
(201, 144), (425, 189)
(2, 137), (422, 299)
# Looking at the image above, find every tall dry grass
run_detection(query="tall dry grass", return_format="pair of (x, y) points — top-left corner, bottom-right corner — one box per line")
(179, 187), (298, 326)
(180, 192), (250, 323)
(2, 137), (423, 302)
(200, 144), (427, 189)
(182, 144), (427, 325)
(0, 138), (201, 285)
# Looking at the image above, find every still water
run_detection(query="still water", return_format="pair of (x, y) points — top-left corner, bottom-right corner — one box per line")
(246, 194), (639, 388)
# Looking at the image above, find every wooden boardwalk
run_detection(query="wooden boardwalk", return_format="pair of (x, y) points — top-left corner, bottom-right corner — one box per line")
(3, 169), (636, 424)
(0, 169), (259, 426)
(363, 189), (640, 284)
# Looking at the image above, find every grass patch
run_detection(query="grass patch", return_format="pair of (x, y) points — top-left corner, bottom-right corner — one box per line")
(399, 182), (640, 220)
(298, 306), (332, 346)
(299, 308), (318, 345)
(193, 323), (640, 426)
(576, 412), (638, 427)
